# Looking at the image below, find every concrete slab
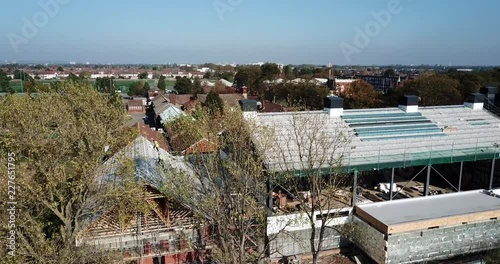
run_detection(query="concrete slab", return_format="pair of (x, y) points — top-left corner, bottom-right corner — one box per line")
(355, 190), (500, 227)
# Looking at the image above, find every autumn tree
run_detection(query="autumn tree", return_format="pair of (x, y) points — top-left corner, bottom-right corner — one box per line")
(342, 80), (383, 109)
(0, 81), (147, 263)
(396, 74), (462, 106)
(161, 106), (275, 264)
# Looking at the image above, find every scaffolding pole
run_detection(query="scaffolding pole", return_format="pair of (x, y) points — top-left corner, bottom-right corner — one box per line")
(352, 170), (358, 206)
(490, 159), (496, 190)
(424, 166), (431, 196)
(458, 162), (463, 192)
(389, 168), (395, 201)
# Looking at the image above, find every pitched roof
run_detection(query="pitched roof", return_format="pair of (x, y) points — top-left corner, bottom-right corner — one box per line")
(135, 123), (169, 151)
(158, 105), (187, 123)
(98, 136), (196, 190)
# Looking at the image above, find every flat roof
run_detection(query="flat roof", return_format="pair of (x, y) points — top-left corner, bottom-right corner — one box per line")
(254, 105), (500, 173)
(355, 190), (500, 234)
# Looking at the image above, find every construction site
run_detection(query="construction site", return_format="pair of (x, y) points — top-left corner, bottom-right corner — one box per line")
(255, 88), (500, 263)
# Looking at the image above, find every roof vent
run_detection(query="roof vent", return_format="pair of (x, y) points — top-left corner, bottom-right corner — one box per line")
(239, 99), (258, 119)
(398, 95), (419, 113)
(479, 86), (497, 101)
(464, 93), (484, 110)
(324, 96), (343, 117)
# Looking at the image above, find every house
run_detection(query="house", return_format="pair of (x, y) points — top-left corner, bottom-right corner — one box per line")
(76, 136), (211, 264)
(126, 100), (146, 113)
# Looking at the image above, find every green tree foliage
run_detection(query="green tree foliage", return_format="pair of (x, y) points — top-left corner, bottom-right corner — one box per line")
(67, 73), (82, 82)
(0, 69), (10, 92)
(343, 80), (383, 109)
(157, 75), (166, 91)
(138, 72), (149, 79)
(0, 81), (147, 263)
(57, 66), (64, 72)
(260, 63), (280, 81)
(234, 66), (261, 89)
(174, 76), (193, 94)
(144, 81), (150, 92)
(13, 70), (33, 81)
(162, 107), (272, 264)
(283, 64), (295, 79)
(192, 76), (203, 94)
(78, 71), (91, 79)
(267, 83), (330, 110)
(127, 81), (147, 96)
(383, 68), (396, 76)
(204, 90), (224, 114)
(95, 77), (115, 93)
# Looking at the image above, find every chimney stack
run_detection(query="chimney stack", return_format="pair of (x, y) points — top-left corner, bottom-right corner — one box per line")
(239, 99), (257, 119)
(399, 95), (419, 113)
(479, 86), (497, 102)
(242, 86), (248, 99)
(464, 93), (484, 110)
(324, 96), (343, 117)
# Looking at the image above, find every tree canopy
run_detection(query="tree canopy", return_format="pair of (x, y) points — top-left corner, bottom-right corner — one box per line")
(174, 76), (193, 94)
(0, 81), (145, 263)
(157, 75), (166, 91)
(342, 80), (383, 109)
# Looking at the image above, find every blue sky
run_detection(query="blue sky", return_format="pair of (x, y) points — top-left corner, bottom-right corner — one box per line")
(0, 0), (499, 65)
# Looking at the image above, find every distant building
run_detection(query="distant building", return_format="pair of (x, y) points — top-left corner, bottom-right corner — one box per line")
(354, 75), (400, 93)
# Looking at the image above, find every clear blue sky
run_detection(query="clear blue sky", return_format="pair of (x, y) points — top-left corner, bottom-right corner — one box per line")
(0, 0), (499, 65)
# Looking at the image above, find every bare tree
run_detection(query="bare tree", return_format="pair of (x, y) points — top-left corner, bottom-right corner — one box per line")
(262, 112), (352, 264)
(161, 106), (279, 264)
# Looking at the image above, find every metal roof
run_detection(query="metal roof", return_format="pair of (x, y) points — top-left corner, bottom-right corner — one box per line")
(98, 136), (196, 190)
(255, 105), (500, 174)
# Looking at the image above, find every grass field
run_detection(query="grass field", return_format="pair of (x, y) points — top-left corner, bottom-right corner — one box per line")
(8, 79), (176, 93)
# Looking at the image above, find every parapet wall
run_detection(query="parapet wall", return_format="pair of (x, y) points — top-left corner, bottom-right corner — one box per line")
(353, 216), (500, 263)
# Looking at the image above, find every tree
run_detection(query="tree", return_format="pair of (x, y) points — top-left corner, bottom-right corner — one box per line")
(383, 68), (396, 76)
(67, 73), (81, 82)
(343, 80), (383, 109)
(396, 74), (462, 106)
(260, 63), (280, 81)
(79, 71), (91, 79)
(234, 66), (261, 89)
(57, 66), (64, 72)
(95, 77), (115, 93)
(162, 107), (274, 264)
(158, 75), (166, 91)
(144, 81), (150, 92)
(0, 69), (10, 92)
(0, 81), (146, 263)
(193, 76), (203, 94)
(214, 80), (225, 93)
(127, 81), (147, 96)
(266, 113), (352, 264)
(283, 64), (294, 79)
(204, 90), (224, 114)
(174, 76), (193, 94)
(138, 72), (149, 79)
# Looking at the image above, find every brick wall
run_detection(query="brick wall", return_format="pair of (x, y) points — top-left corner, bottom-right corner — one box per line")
(353, 216), (500, 264)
